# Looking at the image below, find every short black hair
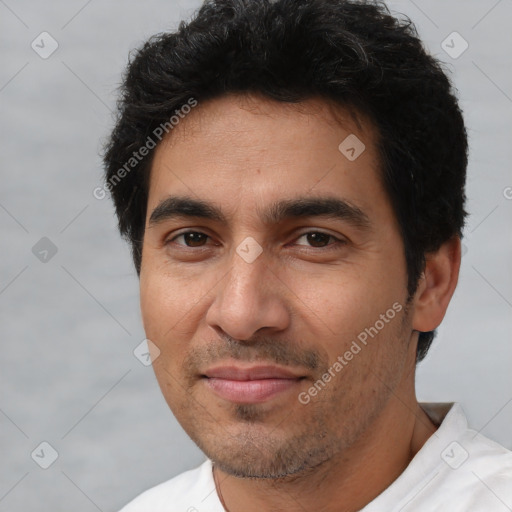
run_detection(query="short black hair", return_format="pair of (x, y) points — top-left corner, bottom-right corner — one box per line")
(103, 0), (468, 362)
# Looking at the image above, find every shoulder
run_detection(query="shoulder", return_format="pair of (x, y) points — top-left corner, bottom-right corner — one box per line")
(119, 459), (223, 512)
(409, 403), (512, 510)
(441, 426), (512, 507)
(365, 403), (512, 511)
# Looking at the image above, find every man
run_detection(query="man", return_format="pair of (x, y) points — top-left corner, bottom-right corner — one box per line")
(103, 0), (512, 510)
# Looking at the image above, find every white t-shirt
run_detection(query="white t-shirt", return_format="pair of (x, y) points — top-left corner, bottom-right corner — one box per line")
(119, 403), (512, 511)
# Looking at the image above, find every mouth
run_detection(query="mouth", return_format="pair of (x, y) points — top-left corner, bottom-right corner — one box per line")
(201, 365), (306, 404)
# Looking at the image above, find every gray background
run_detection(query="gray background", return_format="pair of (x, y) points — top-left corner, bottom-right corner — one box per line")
(0, 1), (511, 510)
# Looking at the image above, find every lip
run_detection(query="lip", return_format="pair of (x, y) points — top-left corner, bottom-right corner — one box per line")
(202, 365), (304, 404)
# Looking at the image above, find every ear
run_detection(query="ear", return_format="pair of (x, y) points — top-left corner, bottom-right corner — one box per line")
(411, 236), (461, 333)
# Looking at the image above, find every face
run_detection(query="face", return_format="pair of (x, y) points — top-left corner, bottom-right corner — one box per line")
(140, 94), (414, 478)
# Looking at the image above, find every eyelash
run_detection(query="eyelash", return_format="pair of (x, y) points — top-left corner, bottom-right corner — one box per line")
(166, 230), (346, 250)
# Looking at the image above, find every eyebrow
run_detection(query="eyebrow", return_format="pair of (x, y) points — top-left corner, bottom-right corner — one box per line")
(148, 195), (371, 230)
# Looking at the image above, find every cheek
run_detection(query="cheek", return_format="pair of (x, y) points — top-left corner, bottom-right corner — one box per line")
(139, 258), (216, 348)
(140, 268), (166, 338)
(139, 268), (195, 403)
(296, 268), (406, 357)
(140, 265), (188, 342)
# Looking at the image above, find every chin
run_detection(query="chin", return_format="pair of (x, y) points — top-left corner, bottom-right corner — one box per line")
(191, 420), (338, 479)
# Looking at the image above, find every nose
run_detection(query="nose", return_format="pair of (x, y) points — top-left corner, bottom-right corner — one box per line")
(205, 247), (291, 341)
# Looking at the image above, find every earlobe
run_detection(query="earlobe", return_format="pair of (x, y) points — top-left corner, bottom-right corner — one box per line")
(411, 236), (461, 333)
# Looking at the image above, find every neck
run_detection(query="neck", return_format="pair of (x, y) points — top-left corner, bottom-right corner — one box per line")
(214, 372), (437, 512)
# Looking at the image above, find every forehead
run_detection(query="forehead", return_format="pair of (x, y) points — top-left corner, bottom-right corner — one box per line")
(148, 94), (386, 224)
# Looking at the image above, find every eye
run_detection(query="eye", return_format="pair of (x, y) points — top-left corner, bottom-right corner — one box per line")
(169, 231), (210, 247)
(294, 231), (344, 248)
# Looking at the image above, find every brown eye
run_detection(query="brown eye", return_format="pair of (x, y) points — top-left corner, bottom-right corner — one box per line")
(296, 232), (335, 248)
(172, 232), (209, 247)
(306, 232), (331, 247)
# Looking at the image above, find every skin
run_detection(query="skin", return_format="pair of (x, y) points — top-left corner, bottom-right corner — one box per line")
(139, 93), (461, 511)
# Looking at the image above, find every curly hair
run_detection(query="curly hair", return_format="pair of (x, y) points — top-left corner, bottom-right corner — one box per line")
(103, 0), (468, 362)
